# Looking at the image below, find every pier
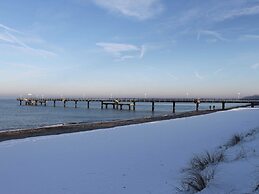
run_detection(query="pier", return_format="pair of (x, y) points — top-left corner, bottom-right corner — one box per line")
(17, 97), (259, 112)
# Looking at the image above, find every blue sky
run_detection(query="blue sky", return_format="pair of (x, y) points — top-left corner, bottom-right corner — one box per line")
(1, 0), (259, 98)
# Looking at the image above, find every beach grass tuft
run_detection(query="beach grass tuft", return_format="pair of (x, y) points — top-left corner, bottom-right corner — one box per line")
(225, 133), (243, 148)
(178, 169), (215, 193)
(188, 151), (224, 171)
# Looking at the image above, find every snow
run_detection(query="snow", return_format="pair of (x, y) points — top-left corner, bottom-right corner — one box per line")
(199, 130), (259, 194)
(0, 108), (259, 194)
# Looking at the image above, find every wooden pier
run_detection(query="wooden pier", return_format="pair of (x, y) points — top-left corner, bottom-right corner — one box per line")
(17, 97), (259, 112)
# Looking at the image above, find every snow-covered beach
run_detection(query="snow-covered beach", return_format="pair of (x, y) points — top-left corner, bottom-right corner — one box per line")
(0, 108), (258, 194)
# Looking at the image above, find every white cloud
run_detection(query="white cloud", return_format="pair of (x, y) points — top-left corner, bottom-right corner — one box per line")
(197, 30), (227, 42)
(218, 5), (259, 21)
(96, 42), (145, 60)
(93, 0), (163, 20)
(0, 23), (56, 57)
(251, 63), (259, 70)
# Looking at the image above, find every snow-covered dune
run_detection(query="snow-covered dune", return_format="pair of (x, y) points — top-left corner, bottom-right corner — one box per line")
(0, 108), (259, 194)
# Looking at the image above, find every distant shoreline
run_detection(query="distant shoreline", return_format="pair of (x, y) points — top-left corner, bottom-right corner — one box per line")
(0, 107), (237, 142)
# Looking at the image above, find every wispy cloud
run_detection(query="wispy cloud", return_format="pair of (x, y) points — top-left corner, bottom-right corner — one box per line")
(139, 45), (146, 58)
(213, 68), (224, 75)
(0, 23), (21, 33)
(167, 73), (178, 80)
(194, 71), (204, 80)
(1, 62), (51, 81)
(239, 34), (259, 41)
(96, 42), (145, 60)
(197, 30), (227, 42)
(96, 42), (139, 54)
(159, 1), (259, 42)
(217, 5), (259, 21)
(251, 63), (259, 70)
(0, 32), (16, 43)
(0, 23), (56, 57)
(163, 8), (202, 29)
(92, 0), (163, 20)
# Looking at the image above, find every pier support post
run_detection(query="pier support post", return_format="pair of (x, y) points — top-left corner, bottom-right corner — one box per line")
(133, 101), (136, 111)
(172, 101), (176, 113)
(64, 101), (66, 108)
(196, 102), (199, 111)
(105, 104), (108, 109)
(152, 101), (155, 112)
(20, 100), (22, 106)
(54, 101), (56, 107)
(87, 101), (90, 109)
(120, 105), (122, 110)
(128, 105), (131, 110)
(44, 101), (47, 106)
(251, 102), (255, 108)
(75, 101), (78, 108)
(222, 102), (225, 110)
(113, 104), (115, 109)
(101, 101), (103, 109)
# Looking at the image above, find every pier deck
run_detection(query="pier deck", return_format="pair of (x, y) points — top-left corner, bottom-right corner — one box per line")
(17, 97), (259, 112)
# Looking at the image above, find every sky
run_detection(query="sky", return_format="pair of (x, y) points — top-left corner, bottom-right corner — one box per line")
(1, 0), (259, 98)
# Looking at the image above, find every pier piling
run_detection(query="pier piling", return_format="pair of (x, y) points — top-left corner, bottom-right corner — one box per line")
(152, 101), (155, 112)
(222, 102), (225, 110)
(196, 102), (199, 111)
(173, 101), (176, 113)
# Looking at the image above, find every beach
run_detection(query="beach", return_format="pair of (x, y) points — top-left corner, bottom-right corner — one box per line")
(0, 108), (258, 193)
(0, 107), (238, 142)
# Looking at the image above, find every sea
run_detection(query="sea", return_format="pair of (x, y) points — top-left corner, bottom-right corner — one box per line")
(0, 99), (245, 131)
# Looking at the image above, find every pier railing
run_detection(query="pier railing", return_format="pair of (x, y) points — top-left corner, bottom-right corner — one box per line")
(17, 97), (259, 112)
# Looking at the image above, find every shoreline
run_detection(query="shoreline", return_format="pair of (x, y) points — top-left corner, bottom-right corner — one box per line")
(0, 104), (254, 142)
(0, 108), (230, 142)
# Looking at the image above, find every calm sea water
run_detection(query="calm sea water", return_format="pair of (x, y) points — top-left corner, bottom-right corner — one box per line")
(0, 99), (245, 131)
